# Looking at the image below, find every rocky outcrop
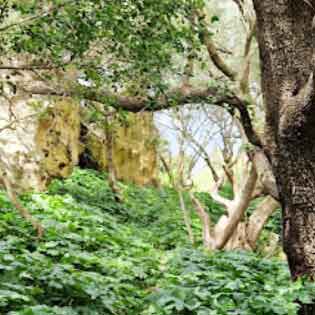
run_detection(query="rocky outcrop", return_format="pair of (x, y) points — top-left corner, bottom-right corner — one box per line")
(0, 95), (158, 191)
(35, 100), (81, 183)
(84, 112), (158, 186)
(0, 96), (81, 191)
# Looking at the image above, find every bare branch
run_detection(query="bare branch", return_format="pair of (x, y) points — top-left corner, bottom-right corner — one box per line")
(239, 18), (256, 96)
(159, 154), (176, 188)
(190, 192), (214, 249)
(231, 0), (245, 17)
(159, 154), (194, 244)
(196, 10), (237, 81)
(247, 196), (279, 248)
(215, 162), (257, 249)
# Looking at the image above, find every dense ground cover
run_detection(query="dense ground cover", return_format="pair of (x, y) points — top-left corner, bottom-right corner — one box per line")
(0, 169), (312, 314)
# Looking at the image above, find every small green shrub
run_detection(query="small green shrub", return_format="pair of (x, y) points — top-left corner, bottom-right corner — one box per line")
(48, 169), (130, 219)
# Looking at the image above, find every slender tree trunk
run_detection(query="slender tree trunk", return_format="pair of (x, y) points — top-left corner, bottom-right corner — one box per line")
(159, 154), (195, 244)
(178, 190), (195, 245)
(105, 122), (122, 201)
(190, 192), (214, 249)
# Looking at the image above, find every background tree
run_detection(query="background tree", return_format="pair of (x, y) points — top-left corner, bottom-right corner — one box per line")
(158, 104), (279, 250)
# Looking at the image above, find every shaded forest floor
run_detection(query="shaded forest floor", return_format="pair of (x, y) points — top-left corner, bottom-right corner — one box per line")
(0, 169), (314, 315)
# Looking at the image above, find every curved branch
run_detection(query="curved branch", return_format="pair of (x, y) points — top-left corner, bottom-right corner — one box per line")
(204, 37), (237, 81)
(196, 10), (237, 81)
(210, 175), (233, 209)
(190, 192), (214, 249)
(22, 81), (262, 148)
(215, 163), (257, 249)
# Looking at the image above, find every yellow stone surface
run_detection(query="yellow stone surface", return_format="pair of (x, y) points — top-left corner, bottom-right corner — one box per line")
(87, 112), (158, 186)
(35, 100), (81, 185)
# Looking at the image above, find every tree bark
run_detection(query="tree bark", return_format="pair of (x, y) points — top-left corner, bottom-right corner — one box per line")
(253, 0), (315, 312)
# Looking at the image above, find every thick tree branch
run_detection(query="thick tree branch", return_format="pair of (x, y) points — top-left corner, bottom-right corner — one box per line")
(247, 196), (279, 248)
(22, 82), (262, 148)
(226, 96), (263, 147)
(210, 175), (233, 209)
(204, 37), (237, 81)
(215, 163), (257, 249)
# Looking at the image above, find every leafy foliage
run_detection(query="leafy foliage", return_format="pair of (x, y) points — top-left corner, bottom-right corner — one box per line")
(146, 249), (315, 315)
(4, 0), (206, 93)
(0, 170), (163, 314)
(0, 169), (311, 315)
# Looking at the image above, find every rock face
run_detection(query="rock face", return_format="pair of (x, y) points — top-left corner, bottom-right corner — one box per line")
(0, 96), (81, 191)
(0, 95), (158, 192)
(35, 100), (81, 183)
(85, 112), (158, 186)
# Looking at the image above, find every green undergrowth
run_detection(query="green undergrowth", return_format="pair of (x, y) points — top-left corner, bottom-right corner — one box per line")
(145, 249), (315, 315)
(0, 168), (311, 315)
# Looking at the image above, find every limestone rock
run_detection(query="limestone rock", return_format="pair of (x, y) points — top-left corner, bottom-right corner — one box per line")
(0, 96), (81, 192)
(0, 95), (158, 191)
(0, 58), (158, 191)
(84, 112), (158, 186)
(35, 100), (81, 182)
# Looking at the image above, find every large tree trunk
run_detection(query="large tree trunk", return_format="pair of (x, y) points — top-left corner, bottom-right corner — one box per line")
(277, 141), (315, 280)
(253, 0), (315, 312)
